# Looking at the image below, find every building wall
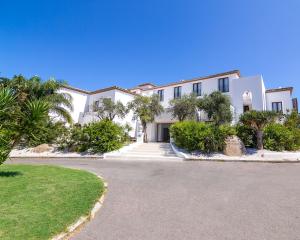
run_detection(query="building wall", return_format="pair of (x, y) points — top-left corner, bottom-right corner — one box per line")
(59, 88), (88, 123)
(266, 91), (293, 114)
(113, 90), (137, 137)
(143, 74), (266, 126)
(230, 75), (266, 117)
(145, 73), (240, 109)
(60, 72), (295, 142)
(88, 90), (116, 112)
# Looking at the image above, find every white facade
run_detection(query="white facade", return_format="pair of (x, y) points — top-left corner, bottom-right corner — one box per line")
(61, 70), (296, 142)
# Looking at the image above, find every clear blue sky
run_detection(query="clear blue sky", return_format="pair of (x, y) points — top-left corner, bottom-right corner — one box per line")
(0, 0), (299, 99)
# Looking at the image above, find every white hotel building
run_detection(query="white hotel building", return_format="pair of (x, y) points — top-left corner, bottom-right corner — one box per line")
(61, 70), (297, 142)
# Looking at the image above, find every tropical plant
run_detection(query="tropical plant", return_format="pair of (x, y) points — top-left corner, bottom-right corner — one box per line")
(0, 74), (73, 164)
(0, 88), (18, 164)
(93, 98), (128, 121)
(128, 94), (163, 142)
(197, 91), (232, 125)
(239, 110), (277, 150)
(0, 87), (50, 164)
(0, 75), (73, 123)
(168, 93), (198, 121)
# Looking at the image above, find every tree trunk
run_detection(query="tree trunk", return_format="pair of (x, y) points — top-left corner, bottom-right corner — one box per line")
(256, 130), (263, 150)
(143, 123), (148, 143)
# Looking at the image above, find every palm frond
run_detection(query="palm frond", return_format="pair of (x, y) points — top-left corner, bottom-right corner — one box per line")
(42, 92), (73, 111)
(51, 106), (73, 124)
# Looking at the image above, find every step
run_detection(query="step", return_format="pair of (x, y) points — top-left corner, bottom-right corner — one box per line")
(126, 149), (176, 154)
(106, 155), (181, 161)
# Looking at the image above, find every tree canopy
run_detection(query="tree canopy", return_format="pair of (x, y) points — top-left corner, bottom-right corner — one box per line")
(168, 94), (198, 121)
(198, 91), (232, 125)
(239, 110), (278, 150)
(128, 94), (163, 142)
(93, 98), (128, 121)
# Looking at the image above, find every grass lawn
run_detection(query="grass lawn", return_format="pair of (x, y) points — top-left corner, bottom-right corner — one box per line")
(0, 164), (105, 240)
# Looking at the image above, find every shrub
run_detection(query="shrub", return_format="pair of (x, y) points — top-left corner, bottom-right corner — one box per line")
(83, 120), (125, 153)
(170, 121), (235, 153)
(24, 121), (68, 147)
(263, 123), (300, 151)
(57, 120), (126, 153)
(56, 124), (89, 152)
(236, 124), (257, 148)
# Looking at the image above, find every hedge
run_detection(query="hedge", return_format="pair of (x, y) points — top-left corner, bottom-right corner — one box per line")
(170, 121), (235, 153)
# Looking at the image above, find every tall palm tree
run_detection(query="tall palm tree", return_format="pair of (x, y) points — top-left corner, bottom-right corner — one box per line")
(0, 75), (73, 123)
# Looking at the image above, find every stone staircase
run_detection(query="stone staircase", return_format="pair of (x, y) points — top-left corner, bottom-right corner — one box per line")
(105, 142), (182, 161)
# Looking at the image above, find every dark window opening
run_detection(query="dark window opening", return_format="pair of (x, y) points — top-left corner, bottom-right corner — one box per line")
(193, 82), (202, 96)
(272, 102), (283, 113)
(157, 89), (164, 101)
(174, 86), (182, 99)
(218, 77), (229, 92)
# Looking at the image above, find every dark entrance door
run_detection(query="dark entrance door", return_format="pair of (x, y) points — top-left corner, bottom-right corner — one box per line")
(243, 105), (250, 112)
(162, 128), (170, 142)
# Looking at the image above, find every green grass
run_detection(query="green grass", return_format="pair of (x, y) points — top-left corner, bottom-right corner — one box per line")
(0, 164), (104, 240)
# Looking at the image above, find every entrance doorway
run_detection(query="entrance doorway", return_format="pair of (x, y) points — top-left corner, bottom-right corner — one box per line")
(162, 128), (170, 142)
(156, 123), (172, 142)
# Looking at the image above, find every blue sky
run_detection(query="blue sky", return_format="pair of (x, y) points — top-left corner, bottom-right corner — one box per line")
(0, 0), (299, 99)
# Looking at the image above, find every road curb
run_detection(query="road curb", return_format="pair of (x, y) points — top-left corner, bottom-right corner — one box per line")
(52, 175), (108, 240)
(171, 142), (300, 163)
(184, 158), (300, 163)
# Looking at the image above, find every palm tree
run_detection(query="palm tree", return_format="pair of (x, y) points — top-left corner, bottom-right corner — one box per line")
(0, 75), (73, 123)
(128, 94), (163, 142)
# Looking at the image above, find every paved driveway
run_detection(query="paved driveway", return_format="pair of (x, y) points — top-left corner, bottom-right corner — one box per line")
(7, 159), (300, 240)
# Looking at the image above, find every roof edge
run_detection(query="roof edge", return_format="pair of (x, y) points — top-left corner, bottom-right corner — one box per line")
(266, 87), (293, 94)
(62, 85), (90, 94)
(150, 70), (241, 90)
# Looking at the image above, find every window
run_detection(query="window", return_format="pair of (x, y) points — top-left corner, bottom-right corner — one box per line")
(174, 86), (181, 99)
(272, 102), (283, 113)
(193, 82), (202, 96)
(157, 89), (164, 102)
(94, 100), (99, 107)
(218, 77), (229, 92)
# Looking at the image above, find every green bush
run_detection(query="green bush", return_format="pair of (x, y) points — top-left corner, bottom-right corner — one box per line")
(263, 123), (300, 151)
(170, 121), (235, 153)
(83, 120), (125, 153)
(236, 124), (257, 148)
(57, 120), (126, 153)
(24, 121), (68, 147)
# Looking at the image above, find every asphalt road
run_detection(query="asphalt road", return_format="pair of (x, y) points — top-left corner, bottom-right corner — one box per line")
(7, 158), (300, 240)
